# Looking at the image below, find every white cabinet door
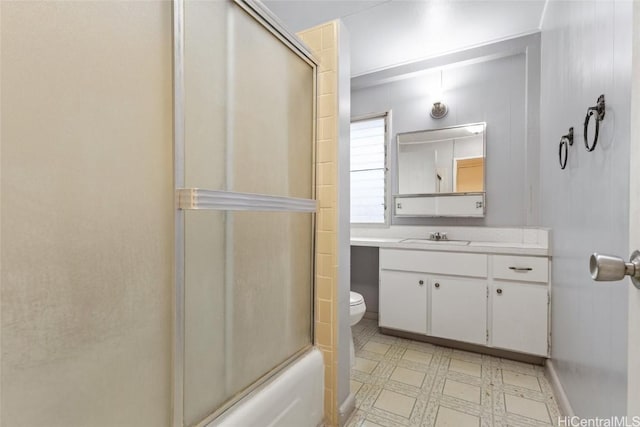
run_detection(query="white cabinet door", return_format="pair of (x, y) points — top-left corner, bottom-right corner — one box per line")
(491, 282), (548, 356)
(379, 270), (427, 334)
(431, 277), (487, 345)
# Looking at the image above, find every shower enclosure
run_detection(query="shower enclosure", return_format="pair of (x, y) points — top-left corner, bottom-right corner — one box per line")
(174, 1), (318, 425)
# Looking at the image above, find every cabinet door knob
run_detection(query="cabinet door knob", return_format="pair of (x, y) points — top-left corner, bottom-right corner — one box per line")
(434, 282), (440, 288)
(418, 280), (424, 285)
(496, 288), (503, 295)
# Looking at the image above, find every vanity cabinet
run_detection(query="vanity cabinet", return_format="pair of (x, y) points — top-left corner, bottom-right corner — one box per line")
(379, 270), (427, 334)
(491, 282), (548, 355)
(490, 255), (550, 355)
(379, 248), (550, 357)
(431, 277), (487, 345)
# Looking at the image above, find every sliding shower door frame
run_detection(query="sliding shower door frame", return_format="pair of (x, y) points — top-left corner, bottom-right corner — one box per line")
(172, 1), (319, 426)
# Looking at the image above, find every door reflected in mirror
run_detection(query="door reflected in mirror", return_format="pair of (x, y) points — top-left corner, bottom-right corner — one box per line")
(397, 123), (485, 195)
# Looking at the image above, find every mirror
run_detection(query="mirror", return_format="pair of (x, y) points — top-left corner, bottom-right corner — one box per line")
(395, 122), (486, 217)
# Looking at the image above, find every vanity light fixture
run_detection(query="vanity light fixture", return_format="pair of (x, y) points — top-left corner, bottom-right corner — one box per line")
(430, 70), (448, 119)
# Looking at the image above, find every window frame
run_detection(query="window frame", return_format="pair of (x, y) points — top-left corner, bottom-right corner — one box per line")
(349, 111), (391, 228)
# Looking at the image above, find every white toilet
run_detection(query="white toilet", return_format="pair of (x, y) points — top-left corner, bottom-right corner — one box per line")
(349, 291), (366, 367)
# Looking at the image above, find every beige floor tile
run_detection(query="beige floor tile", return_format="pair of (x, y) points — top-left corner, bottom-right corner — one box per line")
(502, 369), (541, 391)
(442, 379), (481, 404)
(373, 389), (416, 418)
(452, 349), (484, 363)
(401, 349), (433, 364)
(449, 359), (482, 377)
(351, 319), (561, 425)
(363, 341), (391, 355)
(351, 379), (363, 394)
(390, 366), (425, 387)
(434, 406), (480, 427)
(504, 394), (551, 423)
(354, 357), (378, 374)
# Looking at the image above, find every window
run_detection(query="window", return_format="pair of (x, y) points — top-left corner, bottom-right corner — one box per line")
(350, 114), (388, 224)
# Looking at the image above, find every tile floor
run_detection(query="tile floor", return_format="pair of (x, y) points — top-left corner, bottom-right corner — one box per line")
(345, 318), (561, 427)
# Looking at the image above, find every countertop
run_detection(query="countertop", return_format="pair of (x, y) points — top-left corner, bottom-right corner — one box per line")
(350, 237), (550, 256)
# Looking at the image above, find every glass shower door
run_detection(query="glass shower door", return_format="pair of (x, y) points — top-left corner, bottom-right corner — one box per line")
(176, 1), (317, 425)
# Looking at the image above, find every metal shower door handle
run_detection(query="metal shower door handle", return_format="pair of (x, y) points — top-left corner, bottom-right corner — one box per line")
(590, 251), (640, 289)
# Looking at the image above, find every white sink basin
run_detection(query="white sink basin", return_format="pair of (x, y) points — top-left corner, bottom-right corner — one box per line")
(400, 238), (470, 245)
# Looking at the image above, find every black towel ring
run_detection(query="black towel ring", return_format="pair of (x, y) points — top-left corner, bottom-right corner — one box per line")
(559, 127), (574, 170)
(583, 94), (606, 152)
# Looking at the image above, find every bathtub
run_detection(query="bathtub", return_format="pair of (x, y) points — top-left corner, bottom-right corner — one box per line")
(207, 348), (324, 427)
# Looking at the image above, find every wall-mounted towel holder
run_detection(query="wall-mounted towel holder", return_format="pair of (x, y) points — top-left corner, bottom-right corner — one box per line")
(559, 127), (574, 170)
(584, 94), (606, 152)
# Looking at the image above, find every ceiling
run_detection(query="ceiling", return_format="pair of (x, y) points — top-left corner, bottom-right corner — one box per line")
(263, 0), (547, 76)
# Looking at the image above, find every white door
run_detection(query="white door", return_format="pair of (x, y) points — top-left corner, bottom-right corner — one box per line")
(379, 270), (428, 334)
(430, 277), (487, 345)
(491, 282), (548, 356)
(594, 4), (640, 412)
(628, 2), (640, 414)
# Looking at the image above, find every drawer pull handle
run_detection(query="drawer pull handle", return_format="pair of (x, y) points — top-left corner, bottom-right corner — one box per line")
(496, 288), (503, 295)
(434, 282), (440, 288)
(508, 266), (533, 272)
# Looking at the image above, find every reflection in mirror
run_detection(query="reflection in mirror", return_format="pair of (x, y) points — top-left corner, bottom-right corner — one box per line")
(397, 123), (485, 195)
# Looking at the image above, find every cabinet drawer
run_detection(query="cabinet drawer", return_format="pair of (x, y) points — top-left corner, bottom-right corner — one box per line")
(492, 255), (548, 283)
(380, 249), (487, 278)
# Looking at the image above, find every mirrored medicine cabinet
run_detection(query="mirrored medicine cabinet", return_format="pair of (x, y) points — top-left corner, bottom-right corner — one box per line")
(395, 122), (486, 217)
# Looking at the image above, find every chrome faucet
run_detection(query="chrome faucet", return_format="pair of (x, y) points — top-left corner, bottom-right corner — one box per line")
(429, 232), (448, 241)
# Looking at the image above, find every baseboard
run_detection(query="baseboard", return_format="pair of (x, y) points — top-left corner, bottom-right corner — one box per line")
(545, 359), (574, 416)
(363, 311), (378, 320)
(380, 327), (546, 365)
(338, 392), (356, 426)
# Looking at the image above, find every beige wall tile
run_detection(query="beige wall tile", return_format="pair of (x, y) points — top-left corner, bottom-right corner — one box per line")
(317, 162), (336, 186)
(318, 94), (336, 118)
(316, 276), (332, 300)
(317, 139), (335, 163)
(316, 253), (334, 277)
(319, 48), (336, 72)
(319, 117), (336, 141)
(299, 21), (340, 426)
(317, 299), (332, 324)
(316, 231), (335, 255)
(317, 185), (336, 208)
(298, 29), (321, 53)
(324, 363), (333, 390)
(319, 72), (336, 95)
(316, 321), (332, 347)
(318, 208), (336, 232)
(324, 387), (334, 415)
(321, 24), (336, 49)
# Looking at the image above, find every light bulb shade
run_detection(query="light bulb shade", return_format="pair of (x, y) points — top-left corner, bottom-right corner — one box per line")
(430, 101), (448, 119)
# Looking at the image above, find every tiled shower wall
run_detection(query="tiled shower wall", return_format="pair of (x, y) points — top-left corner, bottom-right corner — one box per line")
(298, 21), (340, 426)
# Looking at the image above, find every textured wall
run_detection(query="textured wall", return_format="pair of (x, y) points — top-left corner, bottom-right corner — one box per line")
(1, 2), (174, 425)
(540, 0), (632, 416)
(352, 54), (535, 227)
